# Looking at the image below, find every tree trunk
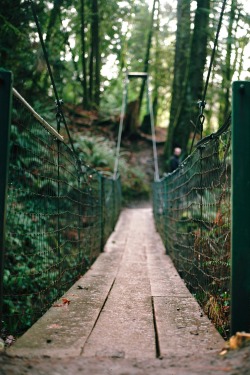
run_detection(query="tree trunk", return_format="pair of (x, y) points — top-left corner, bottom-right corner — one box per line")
(219, 0), (237, 124)
(45, 0), (64, 45)
(138, 0), (157, 112)
(172, 0), (210, 157)
(80, 0), (88, 108)
(93, 0), (100, 107)
(88, 0), (100, 108)
(152, 0), (160, 126)
(164, 0), (191, 161)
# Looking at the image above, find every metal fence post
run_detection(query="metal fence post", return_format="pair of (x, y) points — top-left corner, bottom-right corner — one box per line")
(231, 81), (250, 335)
(99, 176), (105, 252)
(0, 69), (12, 331)
(112, 181), (116, 231)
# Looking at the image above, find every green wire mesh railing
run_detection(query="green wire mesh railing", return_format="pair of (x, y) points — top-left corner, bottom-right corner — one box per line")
(2, 91), (121, 337)
(153, 126), (231, 338)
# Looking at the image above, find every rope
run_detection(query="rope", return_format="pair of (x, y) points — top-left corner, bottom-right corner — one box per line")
(113, 74), (128, 180)
(147, 77), (159, 181)
(28, 0), (80, 168)
(189, 0), (227, 154)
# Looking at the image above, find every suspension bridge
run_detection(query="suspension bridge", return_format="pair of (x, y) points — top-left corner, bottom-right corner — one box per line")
(0, 1), (250, 373)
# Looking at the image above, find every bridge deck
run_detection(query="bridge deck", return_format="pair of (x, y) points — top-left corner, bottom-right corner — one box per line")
(9, 208), (224, 359)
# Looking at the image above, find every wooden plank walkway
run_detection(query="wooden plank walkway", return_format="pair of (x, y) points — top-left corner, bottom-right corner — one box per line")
(9, 208), (224, 359)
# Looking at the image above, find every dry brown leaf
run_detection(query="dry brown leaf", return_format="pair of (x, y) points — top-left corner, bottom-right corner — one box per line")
(53, 298), (71, 307)
(229, 332), (250, 350)
(62, 298), (71, 305)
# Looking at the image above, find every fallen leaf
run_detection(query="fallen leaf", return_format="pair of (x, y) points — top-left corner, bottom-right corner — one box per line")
(190, 331), (199, 335)
(62, 298), (71, 305)
(219, 349), (228, 356)
(5, 335), (15, 347)
(53, 298), (70, 307)
(229, 332), (250, 350)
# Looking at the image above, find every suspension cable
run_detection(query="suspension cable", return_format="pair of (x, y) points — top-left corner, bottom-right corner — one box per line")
(147, 77), (159, 181)
(202, 0), (227, 105)
(28, 0), (79, 165)
(113, 74), (128, 180)
(189, 0), (227, 154)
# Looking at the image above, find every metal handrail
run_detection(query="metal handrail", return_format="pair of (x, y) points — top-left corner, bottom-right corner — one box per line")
(13, 88), (64, 143)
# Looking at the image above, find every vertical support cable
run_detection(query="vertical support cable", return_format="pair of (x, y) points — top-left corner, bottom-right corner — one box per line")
(147, 77), (159, 181)
(0, 69), (12, 332)
(56, 110), (62, 295)
(113, 74), (128, 179)
(57, 139), (61, 294)
(199, 146), (204, 277)
(231, 81), (250, 335)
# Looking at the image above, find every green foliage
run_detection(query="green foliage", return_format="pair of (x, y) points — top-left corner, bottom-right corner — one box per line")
(74, 134), (150, 200)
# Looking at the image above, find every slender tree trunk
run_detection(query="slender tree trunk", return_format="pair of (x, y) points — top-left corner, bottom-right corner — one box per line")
(152, 0), (160, 125)
(45, 0), (64, 45)
(164, 0), (191, 161)
(42, 0), (63, 91)
(219, 0), (237, 124)
(138, 0), (157, 112)
(89, 0), (100, 108)
(172, 0), (210, 157)
(80, 0), (88, 108)
(93, 0), (100, 107)
(88, 40), (94, 104)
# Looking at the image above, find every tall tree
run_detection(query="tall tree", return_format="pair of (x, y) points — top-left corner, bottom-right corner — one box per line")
(219, 0), (237, 124)
(165, 0), (191, 161)
(89, 0), (100, 107)
(166, 0), (210, 160)
(138, 0), (157, 112)
(80, 0), (88, 108)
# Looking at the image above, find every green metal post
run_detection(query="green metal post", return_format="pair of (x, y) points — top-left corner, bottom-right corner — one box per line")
(99, 176), (105, 252)
(112, 181), (116, 231)
(0, 70), (12, 331)
(231, 81), (250, 335)
(164, 181), (169, 253)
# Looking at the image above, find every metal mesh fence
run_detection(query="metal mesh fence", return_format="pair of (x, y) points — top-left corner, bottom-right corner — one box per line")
(153, 127), (231, 338)
(2, 91), (121, 337)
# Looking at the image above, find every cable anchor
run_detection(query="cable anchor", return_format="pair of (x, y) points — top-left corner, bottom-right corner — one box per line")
(55, 99), (64, 133)
(197, 100), (206, 134)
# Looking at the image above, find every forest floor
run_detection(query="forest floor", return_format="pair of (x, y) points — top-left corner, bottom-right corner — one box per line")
(1, 112), (250, 374)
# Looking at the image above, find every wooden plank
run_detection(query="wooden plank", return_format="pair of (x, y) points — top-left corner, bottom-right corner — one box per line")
(82, 209), (156, 359)
(8, 233), (124, 357)
(153, 296), (224, 356)
(143, 209), (225, 356)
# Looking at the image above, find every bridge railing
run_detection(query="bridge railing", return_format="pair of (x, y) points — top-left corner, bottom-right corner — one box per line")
(0, 71), (121, 337)
(153, 123), (231, 338)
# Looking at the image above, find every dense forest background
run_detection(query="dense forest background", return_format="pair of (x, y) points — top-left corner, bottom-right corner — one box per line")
(1, 0), (250, 164)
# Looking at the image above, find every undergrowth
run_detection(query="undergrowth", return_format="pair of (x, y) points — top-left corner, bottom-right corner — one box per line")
(74, 134), (150, 202)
